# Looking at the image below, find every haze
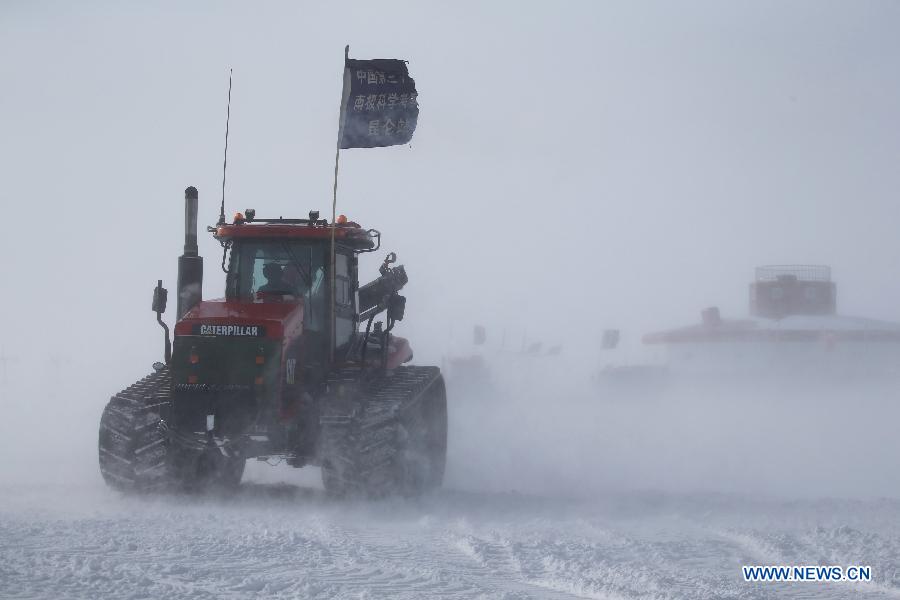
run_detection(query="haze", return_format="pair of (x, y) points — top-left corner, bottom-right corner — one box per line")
(2, 0), (900, 498)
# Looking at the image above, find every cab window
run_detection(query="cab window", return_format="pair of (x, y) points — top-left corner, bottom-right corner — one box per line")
(227, 241), (327, 332)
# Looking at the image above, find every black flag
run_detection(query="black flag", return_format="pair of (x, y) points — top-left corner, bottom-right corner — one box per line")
(339, 58), (418, 149)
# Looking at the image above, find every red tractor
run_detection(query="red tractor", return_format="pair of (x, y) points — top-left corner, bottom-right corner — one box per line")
(99, 187), (447, 496)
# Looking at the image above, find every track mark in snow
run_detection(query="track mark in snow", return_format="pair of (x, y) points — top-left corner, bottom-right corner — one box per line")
(5, 486), (900, 599)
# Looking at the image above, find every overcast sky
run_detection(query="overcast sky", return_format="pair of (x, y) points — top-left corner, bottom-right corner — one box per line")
(2, 0), (899, 371)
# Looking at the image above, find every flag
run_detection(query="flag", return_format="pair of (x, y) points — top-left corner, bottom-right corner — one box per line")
(339, 58), (418, 149)
(601, 329), (620, 350)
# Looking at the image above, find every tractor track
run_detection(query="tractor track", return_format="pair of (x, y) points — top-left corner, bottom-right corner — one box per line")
(97, 368), (172, 493)
(319, 365), (445, 497)
(97, 365), (445, 498)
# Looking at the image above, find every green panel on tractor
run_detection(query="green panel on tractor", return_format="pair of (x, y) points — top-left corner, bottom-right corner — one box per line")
(172, 336), (282, 388)
(170, 336), (282, 436)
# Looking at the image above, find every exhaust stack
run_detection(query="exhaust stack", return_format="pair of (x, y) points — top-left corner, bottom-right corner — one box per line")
(176, 186), (203, 320)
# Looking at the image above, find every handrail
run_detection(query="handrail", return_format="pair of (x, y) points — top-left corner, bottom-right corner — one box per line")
(755, 264), (831, 282)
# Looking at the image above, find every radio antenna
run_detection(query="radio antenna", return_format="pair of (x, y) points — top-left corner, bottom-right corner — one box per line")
(218, 69), (233, 226)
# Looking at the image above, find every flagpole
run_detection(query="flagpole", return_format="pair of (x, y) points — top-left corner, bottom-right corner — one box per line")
(330, 45), (351, 363)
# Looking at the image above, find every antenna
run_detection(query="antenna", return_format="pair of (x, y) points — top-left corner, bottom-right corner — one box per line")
(218, 69), (233, 226)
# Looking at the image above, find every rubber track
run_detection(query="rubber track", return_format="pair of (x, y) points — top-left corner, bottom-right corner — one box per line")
(319, 365), (442, 496)
(98, 368), (172, 493)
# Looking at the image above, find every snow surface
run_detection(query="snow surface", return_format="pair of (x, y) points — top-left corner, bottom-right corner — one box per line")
(4, 478), (900, 599)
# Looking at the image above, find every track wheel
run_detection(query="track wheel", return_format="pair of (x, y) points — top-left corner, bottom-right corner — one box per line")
(396, 375), (447, 496)
(98, 368), (171, 494)
(320, 368), (448, 499)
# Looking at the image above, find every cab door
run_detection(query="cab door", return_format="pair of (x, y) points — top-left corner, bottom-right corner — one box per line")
(333, 249), (358, 355)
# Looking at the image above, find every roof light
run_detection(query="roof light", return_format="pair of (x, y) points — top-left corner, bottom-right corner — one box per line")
(233, 212), (245, 224)
(337, 214), (348, 225)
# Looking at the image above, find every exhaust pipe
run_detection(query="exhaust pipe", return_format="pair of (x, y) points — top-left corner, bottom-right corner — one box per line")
(177, 186), (203, 320)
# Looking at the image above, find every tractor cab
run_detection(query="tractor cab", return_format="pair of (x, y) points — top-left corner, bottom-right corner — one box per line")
(213, 211), (378, 356)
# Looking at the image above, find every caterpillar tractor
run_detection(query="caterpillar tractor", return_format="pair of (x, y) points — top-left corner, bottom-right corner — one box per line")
(98, 187), (447, 497)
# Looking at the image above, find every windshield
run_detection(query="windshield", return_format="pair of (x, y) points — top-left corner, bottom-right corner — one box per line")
(227, 240), (327, 332)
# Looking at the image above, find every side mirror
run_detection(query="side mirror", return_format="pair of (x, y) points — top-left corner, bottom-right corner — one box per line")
(152, 280), (168, 314)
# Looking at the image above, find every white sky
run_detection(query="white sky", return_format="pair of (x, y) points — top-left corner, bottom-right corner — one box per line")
(1, 0), (899, 371)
